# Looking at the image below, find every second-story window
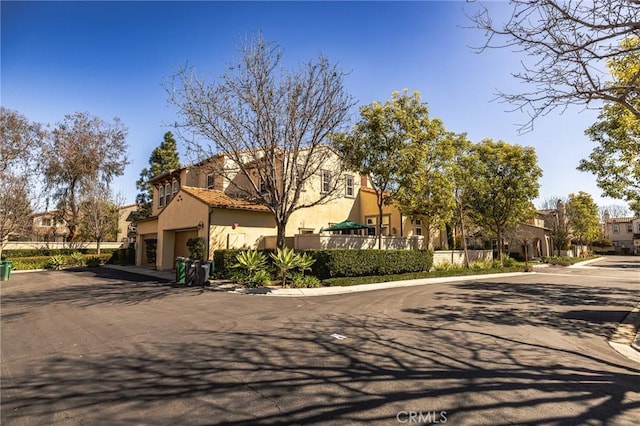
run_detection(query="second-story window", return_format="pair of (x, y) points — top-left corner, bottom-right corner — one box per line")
(159, 186), (165, 208)
(206, 174), (215, 189)
(627, 223), (633, 233)
(321, 170), (331, 194)
(165, 183), (172, 205)
(637, 223), (640, 233)
(613, 224), (619, 234)
(345, 175), (354, 197)
(173, 181), (179, 197)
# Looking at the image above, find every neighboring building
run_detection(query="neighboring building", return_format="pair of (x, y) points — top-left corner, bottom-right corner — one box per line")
(603, 213), (639, 254)
(135, 151), (445, 270)
(116, 204), (138, 247)
(30, 211), (69, 242)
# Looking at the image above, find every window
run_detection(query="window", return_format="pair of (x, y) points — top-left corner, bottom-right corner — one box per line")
(158, 186), (165, 208)
(637, 223), (640, 233)
(627, 223), (633, 233)
(41, 218), (52, 227)
(613, 224), (619, 234)
(321, 170), (331, 193)
(415, 218), (422, 225)
(345, 175), (354, 197)
(173, 181), (179, 197)
(415, 227), (422, 236)
(206, 174), (215, 190)
(165, 183), (172, 205)
(259, 177), (268, 194)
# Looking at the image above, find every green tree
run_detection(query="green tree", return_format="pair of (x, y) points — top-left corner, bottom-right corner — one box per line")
(566, 191), (601, 248)
(392, 92), (459, 250)
(466, 139), (542, 262)
(168, 34), (353, 249)
(333, 90), (424, 248)
(578, 37), (640, 215)
(450, 134), (475, 267)
(136, 131), (181, 219)
(43, 112), (128, 242)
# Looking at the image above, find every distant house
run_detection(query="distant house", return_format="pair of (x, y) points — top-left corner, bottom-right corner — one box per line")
(30, 211), (68, 242)
(135, 150), (445, 270)
(603, 213), (639, 254)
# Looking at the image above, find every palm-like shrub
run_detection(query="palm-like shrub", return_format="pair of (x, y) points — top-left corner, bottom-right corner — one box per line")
(233, 250), (268, 280)
(48, 255), (67, 270)
(270, 247), (300, 287)
(70, 251), (84, 266)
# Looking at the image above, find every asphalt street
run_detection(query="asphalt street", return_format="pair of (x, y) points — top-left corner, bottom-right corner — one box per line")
(1, 257), (639, 425)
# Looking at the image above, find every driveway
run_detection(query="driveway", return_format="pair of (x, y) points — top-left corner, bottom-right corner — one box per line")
(1, 258), (639, 425)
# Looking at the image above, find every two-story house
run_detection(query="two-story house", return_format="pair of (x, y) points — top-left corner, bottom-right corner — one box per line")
(135, 149), (442, 270)
(603, 213), (639, 254)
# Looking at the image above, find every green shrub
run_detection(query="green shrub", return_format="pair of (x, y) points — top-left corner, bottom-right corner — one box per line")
(215, 249), (432, 280)
(186, 237), (206, 260)
(86, 256), (102, 267)
(107, 247), (136, 265)
(2, 248), (117, 258)
(70, 252), (84, 266)
(501, 254), (516, 267)
(48, 255), (67, 270)
(246, 270), (272, 288)
(307, 249), (433, 279)
(233, 250), (268, 277)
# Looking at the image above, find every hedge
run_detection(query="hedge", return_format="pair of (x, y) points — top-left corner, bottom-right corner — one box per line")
(213, 249), (433, 280)
(2, 248), (117, 259)
(7, 253), (113, 270)
(106, 247), (136, 266)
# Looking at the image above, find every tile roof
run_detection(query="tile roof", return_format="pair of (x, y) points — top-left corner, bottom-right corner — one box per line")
(181, 186), (271, 212)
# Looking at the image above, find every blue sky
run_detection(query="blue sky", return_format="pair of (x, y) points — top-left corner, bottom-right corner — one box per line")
(1, 1), (622, 209)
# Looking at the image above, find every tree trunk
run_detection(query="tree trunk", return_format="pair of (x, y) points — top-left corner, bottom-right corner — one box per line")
(97, 238), (101, 256)
(459, 206), (469, 268)
(377, 194), (384, 250)
(276, 221), (287, 250)
(496, 228), (503, 265)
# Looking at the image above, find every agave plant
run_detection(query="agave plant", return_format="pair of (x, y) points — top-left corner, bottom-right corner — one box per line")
(70, 251), (84, 266)
(270, 247), (300, 287)
(295, 252), (315, 275)
(48, 255), (67, 270)
(233, 250), (268, 279)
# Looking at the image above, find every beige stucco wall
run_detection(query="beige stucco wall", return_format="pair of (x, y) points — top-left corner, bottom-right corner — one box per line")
(116, 204), (137, 244)
(154, 190), (210, 270)
(209, 209), (276, 253)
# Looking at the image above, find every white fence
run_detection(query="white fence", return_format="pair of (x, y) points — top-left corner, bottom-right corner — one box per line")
(3, 241), (125, 251)
(294, 234), (424, 250)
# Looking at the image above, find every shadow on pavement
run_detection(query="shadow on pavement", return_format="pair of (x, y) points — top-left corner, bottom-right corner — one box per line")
(2, 314), (639, 425)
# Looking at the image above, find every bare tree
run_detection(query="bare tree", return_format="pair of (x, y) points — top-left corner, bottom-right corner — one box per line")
(599, 204), (631, 221)
(43, 112), (128, 243)
(167, 34), (354, 248)
(469, 0), (640, 132)
(80, 184), (123, 255)
(537, 195), (568, 211)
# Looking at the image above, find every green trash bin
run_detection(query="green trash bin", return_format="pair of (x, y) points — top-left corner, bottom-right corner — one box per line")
(0, 261), (12, 281)
(175, 257), (187, 284)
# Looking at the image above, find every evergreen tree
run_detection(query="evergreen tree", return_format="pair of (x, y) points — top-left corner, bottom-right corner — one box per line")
(136, 132), (181, 218)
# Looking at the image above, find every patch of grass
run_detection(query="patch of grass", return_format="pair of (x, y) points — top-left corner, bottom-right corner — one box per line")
(322, 266), (525, 287)
(541, 255), (600, 266)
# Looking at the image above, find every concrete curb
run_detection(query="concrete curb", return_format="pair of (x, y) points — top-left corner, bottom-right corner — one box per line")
(252, 272), (532, 297)
(568, 256), (605, 268)
(609, 302), (640, 364)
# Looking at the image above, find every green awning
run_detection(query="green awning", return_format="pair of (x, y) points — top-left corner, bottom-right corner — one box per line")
(321, 220), (373, 232)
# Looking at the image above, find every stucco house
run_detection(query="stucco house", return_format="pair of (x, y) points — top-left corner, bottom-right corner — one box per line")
(603, 214), (640, 254)
(135, 150), (444, 270)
